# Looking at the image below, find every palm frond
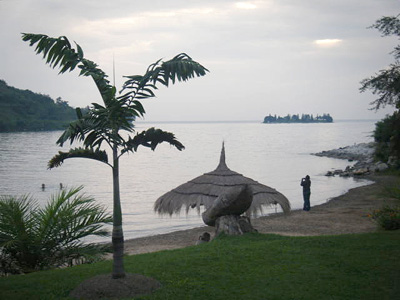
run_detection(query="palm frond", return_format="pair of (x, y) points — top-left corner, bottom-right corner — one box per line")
(0, 195), (34, 247)
(21, 33), (80, 74)
(48, 147), (109, 169)
(56, 110), (94, 146)
(161, 53), (209, 85)
(121, 53), (208, 102)
(122, 127), (184, 155)
(78, 59), (114, 104)
(22, 33), (113, 105)
(36, 187), (112, 246)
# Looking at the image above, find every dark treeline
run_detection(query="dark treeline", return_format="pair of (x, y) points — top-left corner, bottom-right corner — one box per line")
(0, 79), (77, 132)
(263, 113), (333, 124)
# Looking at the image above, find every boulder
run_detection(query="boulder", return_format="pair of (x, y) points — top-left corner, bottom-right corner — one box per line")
(353, 168), (369, 176)
(202, 185), (253, 226)
(195, 232), (211, 245)
(388, 156), (399, 166)
(334, 169), (343, 175)
(215, 215), (257, 235)
(373, 162), (389, 172)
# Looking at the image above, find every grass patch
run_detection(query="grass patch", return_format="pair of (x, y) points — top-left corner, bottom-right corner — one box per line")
(1, 232), (399, 299)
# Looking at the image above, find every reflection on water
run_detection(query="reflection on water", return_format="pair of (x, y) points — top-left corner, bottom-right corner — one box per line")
(0, 120), (375, 241)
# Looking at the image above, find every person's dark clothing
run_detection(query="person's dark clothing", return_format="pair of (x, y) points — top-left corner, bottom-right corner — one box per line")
(301, 177), (311, 211)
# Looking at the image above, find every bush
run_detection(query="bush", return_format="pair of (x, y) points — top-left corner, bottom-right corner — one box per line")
(369, 205), (400, 230)
(374, 112), (400, 163)
(0, 187), (112, 275)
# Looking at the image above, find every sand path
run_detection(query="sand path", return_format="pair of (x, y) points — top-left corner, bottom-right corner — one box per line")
(118, 175), (398, 256)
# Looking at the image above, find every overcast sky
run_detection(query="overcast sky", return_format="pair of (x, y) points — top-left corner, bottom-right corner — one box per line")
(0, 0), (399, 121)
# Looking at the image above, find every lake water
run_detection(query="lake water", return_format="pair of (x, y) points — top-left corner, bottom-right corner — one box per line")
(0, 120), (376, 242)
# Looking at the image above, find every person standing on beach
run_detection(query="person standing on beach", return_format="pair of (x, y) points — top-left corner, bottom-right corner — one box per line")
(301, 175), (311, 211)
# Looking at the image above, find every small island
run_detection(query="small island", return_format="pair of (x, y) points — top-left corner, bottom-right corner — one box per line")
(263, 113), (333, 124)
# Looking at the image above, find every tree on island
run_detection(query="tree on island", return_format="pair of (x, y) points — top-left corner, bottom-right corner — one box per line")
(263, 113), (333, 123)
(360, 14), (400, 164)
(22, 33), (208, 280)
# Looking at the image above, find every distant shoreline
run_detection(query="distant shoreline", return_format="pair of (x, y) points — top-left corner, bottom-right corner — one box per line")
(0, 120), (381, 132)
(134, 119), (379, 124)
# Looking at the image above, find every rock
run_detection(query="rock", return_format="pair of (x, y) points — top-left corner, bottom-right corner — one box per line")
(388, 156), (399, 166)
(201, 185), (258, 236)
(215, 215), (257, 236)
(314, 142), (393, 177)
(373, 162), (388, 172)
(353, 168), (369, 176)
(195, 232), (211, 245)
(313, 142), (375, 162)
(334, 169), (343, 175)
(202, 185), (253, 226)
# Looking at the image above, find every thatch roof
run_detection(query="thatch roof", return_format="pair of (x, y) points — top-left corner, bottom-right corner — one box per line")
(154, 143), (291, 217)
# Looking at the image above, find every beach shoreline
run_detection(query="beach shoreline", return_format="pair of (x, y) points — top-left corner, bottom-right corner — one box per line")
(116, 174), (398, 257)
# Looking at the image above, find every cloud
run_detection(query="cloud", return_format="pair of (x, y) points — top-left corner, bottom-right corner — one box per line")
(0, 0), (399, 121)
(235, 2), (258, 10)
(314, 39), (343, 47)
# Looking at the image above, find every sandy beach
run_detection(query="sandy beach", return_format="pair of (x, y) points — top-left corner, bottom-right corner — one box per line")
(119, 175), (398, 257)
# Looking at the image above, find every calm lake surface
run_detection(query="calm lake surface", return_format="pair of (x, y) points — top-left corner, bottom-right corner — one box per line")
(0, 120), (376, 242)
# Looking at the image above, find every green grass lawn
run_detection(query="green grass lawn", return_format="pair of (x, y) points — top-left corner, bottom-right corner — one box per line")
(1, 231), (399, 300)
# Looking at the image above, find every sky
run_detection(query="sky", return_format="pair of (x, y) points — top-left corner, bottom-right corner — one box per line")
(0, 0), (399, 122)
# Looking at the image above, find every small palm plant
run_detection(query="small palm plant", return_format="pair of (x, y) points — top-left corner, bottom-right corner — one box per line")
(0, 187), (112, 275)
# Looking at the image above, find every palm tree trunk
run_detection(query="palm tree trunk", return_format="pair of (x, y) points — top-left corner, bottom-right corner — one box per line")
(112, 144), (125, 279)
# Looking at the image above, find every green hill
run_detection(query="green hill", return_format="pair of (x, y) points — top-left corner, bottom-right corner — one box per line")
(0, 79), (77, 132)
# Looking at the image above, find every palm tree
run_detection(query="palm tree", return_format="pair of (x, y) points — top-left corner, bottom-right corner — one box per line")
(22, 33), (208, 278)
(0, 187), (112, 275)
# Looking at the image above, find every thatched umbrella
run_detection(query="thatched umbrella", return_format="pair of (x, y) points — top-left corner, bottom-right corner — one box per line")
(154, 143), (291, 217)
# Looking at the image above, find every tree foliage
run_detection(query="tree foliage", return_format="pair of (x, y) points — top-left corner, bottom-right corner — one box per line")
(360, 15), (400, 164)
(22, 33), (208, 278)
(373, 112), (400, 163)
(0, 187), (112, 275)
(360, 15), (400, 110)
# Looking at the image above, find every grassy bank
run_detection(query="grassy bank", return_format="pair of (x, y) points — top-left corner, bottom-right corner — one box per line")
(1, 231), (399, 299)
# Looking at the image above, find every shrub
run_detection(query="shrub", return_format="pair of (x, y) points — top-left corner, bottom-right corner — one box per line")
(383, 185), (400, 199)
(374, 113), (400, 164)
(369, 205), (400, 230)
(0, 187), (112, 275)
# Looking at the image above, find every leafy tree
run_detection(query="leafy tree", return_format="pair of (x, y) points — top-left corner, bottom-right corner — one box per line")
(22, 33), (208, 278)
(360, 15), (400, 163)
(0, 187), (112, 275)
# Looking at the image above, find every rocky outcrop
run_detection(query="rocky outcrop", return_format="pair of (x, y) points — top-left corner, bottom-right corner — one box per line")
(314, 142), (389, 177)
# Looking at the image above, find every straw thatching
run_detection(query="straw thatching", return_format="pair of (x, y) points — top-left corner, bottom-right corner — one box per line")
(154, 143), (291, 217)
